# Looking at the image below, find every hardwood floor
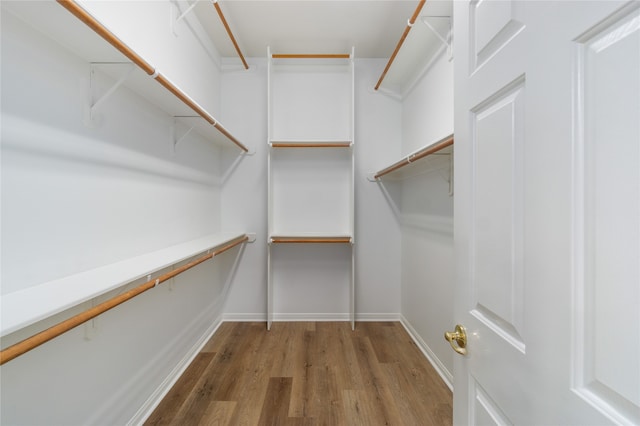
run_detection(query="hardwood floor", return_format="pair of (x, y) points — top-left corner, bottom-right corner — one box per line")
(145, 322), (452, 425)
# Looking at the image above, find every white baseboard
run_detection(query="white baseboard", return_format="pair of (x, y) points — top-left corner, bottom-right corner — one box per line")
(400, 315), (453, 391)
(128, 314), (224, 425)
(223, 312), (401, 322)
(273, 312), (351, 322)
(222, 312), (266, 322)
(355, 312), (401, 321)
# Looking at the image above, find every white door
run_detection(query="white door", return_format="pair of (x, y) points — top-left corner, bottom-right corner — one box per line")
(453, 0), (639, 424)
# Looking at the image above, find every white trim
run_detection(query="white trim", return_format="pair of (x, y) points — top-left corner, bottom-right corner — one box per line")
(400, 315), (453, 391)
(223, 312), (401, 323)
(128, 314), (225, 425)
(223, 313), (267, 322)
(355, 313), (401, 321)
(271, 313), (347, 322)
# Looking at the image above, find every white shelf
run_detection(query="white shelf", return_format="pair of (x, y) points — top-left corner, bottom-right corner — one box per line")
(0, 233), (249, 337)
(2, 1), (248, 152)
(370, 134), (453, 181)
(269, 233), (353, 244)
(377, 0), (453, 98)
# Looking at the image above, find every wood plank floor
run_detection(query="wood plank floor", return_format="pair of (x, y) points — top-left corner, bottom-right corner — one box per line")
(145, 322), (452, 425)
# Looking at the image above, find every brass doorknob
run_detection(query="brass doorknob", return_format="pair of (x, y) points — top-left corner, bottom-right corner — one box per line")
(444, 324), (467, 355)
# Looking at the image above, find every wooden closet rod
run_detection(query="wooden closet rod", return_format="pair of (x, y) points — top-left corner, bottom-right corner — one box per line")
(0, 235), (249, 366)
(213, 122), (246, 151)
(212, 0), (249, 70)
(374, 134), (453, 179)
(154, 74), (216, 125)
(272, 54), (351, 59)
(374, 0), (426, 90)
(271, 142), (352, 148)
(57, 0), (250, 153)
(271, 236), (352, 244)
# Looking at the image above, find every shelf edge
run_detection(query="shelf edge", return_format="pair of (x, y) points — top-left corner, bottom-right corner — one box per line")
(0, 233), (250, 337)
(372, 134), (453, 180)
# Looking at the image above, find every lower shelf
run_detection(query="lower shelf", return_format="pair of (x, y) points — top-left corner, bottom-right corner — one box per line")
(267, 236), (355, 331)
(1, 232), (252, 337)
(270, 235), (352, 244)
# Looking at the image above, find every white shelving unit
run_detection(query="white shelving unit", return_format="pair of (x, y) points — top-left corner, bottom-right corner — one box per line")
(2, 0), (250, 153)
(0, 233), (254, 338)
(267, 49), (355, 330)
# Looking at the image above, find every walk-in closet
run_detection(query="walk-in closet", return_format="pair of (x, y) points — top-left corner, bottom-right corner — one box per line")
(1, 1), (638, 425)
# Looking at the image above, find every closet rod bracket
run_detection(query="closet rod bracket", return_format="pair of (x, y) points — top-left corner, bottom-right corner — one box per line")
(85, 62), (135, 127)
(421, 16), (453, 61)
(171, 117), (196, 153)
(83, 298), (98, 340)
(366, 173), (379, 182)
(171, 1), (199, 36)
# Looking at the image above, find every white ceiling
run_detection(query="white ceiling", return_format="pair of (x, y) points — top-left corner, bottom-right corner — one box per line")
(193, 0), (452, 59)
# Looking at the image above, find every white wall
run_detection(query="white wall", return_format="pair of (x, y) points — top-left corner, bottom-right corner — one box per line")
(0, 7), (245, 425)
(355, 59), (403, 318)
(219, 59), (269, 318)
(402, 50), (454, 154)
(221, 58), (403, 319)
(399, 51), (455, 382)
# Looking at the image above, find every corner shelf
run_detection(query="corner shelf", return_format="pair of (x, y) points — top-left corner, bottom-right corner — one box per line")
(0, 233), (254, 338)
(375, 0), (453, 98)
(369, 134), (454, 181)
(2, 0), (249, 153)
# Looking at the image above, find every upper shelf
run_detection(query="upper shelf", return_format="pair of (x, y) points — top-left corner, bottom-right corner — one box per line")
(369, 134), (453, 181)
(3, 0), (249, 153)
(268, 47), (355, 143)
(0, 233), (252, 338)
(375, 0), (453, 98)
(270, 52), (353, 67)
(270, 141), (352, 148)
